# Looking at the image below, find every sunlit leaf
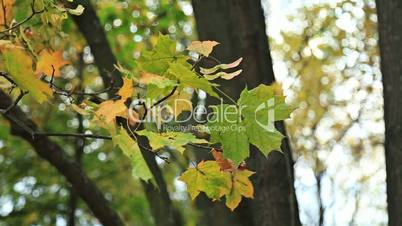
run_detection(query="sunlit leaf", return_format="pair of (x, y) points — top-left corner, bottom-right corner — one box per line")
(113, 128), (153, 181)
(136, 130), (207, 154)
(187, 40), (219, 57)
(36, 50), (69, 77)
(140, 72), (177, 88)
(95, 100), (127, 124)
(225, 170), (254, 211)
(179, 160), (231, 200)
(208, 104), (249, 165)
(167, 62), (219, 98)
(118, 77), (134, 100)
(2, 48), (52, 103)
(68, 4), (85, 16)
(138, 34), (179, 74)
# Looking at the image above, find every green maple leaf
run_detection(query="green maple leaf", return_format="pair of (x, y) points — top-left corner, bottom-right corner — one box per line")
(237, 84), (292, 156)
(208, 104), (249, 165)
(238, 84), (292, 121)
(243, 119), (284, 156)
(113, 128), (153, 181)
(136, 130), (208, 154)
(138, 34), (179, 74)
(167, 62), (219, 98)
(207, 85), (293, 163)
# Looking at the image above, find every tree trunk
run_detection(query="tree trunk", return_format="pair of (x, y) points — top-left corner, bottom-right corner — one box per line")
(192, 1), (301, 226)
(375, 1), (402, 225)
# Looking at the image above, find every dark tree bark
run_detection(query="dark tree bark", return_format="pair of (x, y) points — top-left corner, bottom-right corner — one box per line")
(375, 1), (402, 225)
(138, 135), (184, 226)
(63, 0), (123, 89)
(192, 1), (301, 226)
(0, 91), (124, 226)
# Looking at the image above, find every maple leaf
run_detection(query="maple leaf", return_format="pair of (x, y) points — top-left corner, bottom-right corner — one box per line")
(138, 34), (178, 74)
(113, 127), (153, 181)
(36, 50), (69, 77)
(208, 104), (249, 165)
(95, 100), (128, 124)
(139, 72), (177, 88)
(179, 161), (231, 200)
(136, 130), (207, 154)
(187, 41), (219, 57)
(166, 90), (193, 117)
(118, 77), (134, 100)
(238, 84), (292, 156)
(225, 170), (255, 211)
(207, 85), (293, 164)
(94, 78), (135, 124)
(167, 62), (219, 98)
(2, 48), (52, 103)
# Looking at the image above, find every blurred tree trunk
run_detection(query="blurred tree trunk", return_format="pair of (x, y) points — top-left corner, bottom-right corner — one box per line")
(191, 1), (301, 226)
(376, 1), (402, 225)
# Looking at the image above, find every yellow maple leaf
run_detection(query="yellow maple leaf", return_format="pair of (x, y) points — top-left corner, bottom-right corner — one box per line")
(2, 48), (52, 103)
(187, 40), (219, 57)
(179, 161), (231, 200)
(225, 170), (255, 211)
(94, 78), (135, 124)
(35, 50), (69, 77)
(118, 77), (134, 100)
(95, 99), (128, 124)
(167, 90), (193, 117)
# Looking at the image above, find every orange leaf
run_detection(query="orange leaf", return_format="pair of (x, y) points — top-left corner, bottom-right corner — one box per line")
(118, 77), (134, 100)
(212, 149), (235, 171)
(36, 50), (69, 77)
(95, 100), (128, 124)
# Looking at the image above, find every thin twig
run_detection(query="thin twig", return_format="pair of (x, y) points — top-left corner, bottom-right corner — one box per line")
(150, 86), (178, 109)
(3, 90), (28, 113)
(34, 132), (112, 140)
(187, 142), (213, 150)
(0, 71), (16, 86)
(0, 0), (45, 34)
(214, 86), (238, 105)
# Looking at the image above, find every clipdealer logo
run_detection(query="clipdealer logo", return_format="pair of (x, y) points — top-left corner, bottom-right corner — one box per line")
(127, 97), (276, 132)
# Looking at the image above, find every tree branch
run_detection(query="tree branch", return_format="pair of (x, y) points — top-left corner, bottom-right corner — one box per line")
(62, 0), (123, 92)
(60, 1), (184, 225)
(0, 90), (125, 226)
